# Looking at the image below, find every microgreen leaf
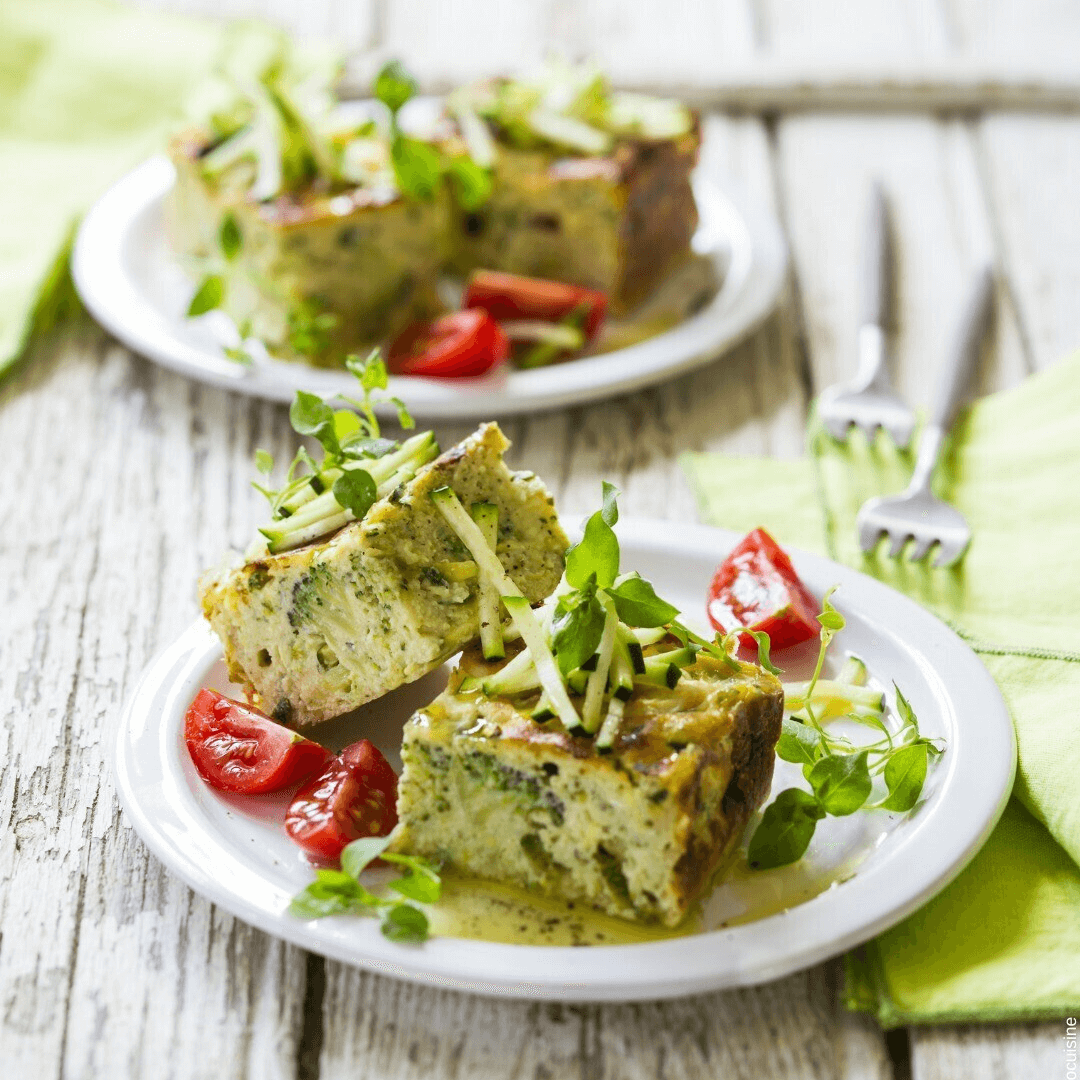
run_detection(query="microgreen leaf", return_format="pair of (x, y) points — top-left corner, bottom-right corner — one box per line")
(219, 212), (242, 259)
(223, 345), (255, 366)
(565, 483), (621, 589)
(599, 480), (619, 527)
(381, 903), (429, 943)
(391, 135), (443, 200)
(340, 835), (394, 879)
(807, 750), (872, 816)
(333, 409), (362, 442)
(288, 868), (380, 919)
(390, 396), (415, 430)
(255, 449), (274, 475)
(775, 717), (823, 766)
(287, 302), (338, 360)
(374, 60), (417, 116)
(551, 585), (606, 675)
(332, 468), (377, 519)
(817, 587), (845, 638)
(388, 874), (441, 904)
(894, 684), (919, 735)
(289, 391), (339, 455)
(746, 630), (782, 675)
(187, 274), (224, 317)
(606, 573), (679, 628)
(880, 742), (928, 812)
(288, 892), (355, 920)
(383, 854), (443, 904)
(348, 350), (389, 393)
(747, 788), (825, 870)
(446, 157), (493, 210)
(341, 436), (398, 460)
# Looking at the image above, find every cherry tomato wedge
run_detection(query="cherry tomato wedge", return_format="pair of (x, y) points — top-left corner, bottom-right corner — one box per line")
(184, 689), (333, 795)
(284, 739), (398, 864)
(388, 309), (509, 378)
(706, 528), (820, 652)
(463, 270), (607, 341)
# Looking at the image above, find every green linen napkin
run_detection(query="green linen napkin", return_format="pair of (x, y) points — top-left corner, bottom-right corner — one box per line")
(0, 0), (281, 376)
(683, 353), (1080, 1026)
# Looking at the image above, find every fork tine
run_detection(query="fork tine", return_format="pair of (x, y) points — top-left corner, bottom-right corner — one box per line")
(933, 535), (971, 568)
(822, 414), (852, 442)
(886, 530), (911, 558)
(885, 417), (916, 452)
(857, 517), (883, 554)
(855, 420), (880, 444)
(907, 535), (935, 562)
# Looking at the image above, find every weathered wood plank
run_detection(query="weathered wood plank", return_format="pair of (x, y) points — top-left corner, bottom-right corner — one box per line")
(376, 0), (755, 92)
(0, 329), (310, 1080)
(318, 964), (894, 1080)
(773, 113), (1030, 403)
(976, 114), (1080, 371)
(910, 1020), (1068, 1080)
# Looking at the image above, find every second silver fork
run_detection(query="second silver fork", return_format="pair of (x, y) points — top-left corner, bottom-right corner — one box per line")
(818, 182), (917, 449)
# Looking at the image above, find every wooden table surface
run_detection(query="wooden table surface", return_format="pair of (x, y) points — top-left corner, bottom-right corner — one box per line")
(3, 1), (1077, 1077)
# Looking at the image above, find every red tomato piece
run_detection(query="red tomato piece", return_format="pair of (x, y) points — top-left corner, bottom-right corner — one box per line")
(706, 528), (820, 652)
(388, 309), (509, 378)
(463, 270), (607, 341)
(284, 740), (398, 864)
(184, 689), (333, 795)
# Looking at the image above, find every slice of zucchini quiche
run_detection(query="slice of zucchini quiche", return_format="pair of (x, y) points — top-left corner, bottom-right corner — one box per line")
(445, 70), (701, 314)
(200, 423), (568, 728)
(389, 488), (784, 926)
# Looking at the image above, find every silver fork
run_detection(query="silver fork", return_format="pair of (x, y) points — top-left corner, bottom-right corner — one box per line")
(818, 182), (917, 449)
(856, 265), (994, 567)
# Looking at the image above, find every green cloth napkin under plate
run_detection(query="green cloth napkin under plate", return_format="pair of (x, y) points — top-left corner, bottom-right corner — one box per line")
(683, 353), (1080, 1026)
(0, 0), (281, 376)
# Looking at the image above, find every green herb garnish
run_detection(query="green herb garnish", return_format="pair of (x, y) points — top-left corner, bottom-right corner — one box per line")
(373, 60), (492, 206)
(747, 600), (945, 870)
(433, 482), (751, 746)
(445, 156), (493, 210)
(219, 212), (242, 260)
(187, 274), (225, 317)
(290, 834), (441, 942)
(254, 349), (437, 553)
(287, 300), (339, 361)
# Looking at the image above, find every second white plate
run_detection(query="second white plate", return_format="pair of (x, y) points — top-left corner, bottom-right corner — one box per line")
(113, 519), (1014, 1001)
(72, 157), (786, 419)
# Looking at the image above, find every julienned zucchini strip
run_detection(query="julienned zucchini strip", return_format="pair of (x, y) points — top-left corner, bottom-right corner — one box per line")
(470, 501), (504, 660)
(262, 432), (439, 553)
(432, 486), (580, 731)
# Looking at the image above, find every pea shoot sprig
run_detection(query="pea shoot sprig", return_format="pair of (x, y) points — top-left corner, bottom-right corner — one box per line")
(253, 350), (439, 553)
(747, 591), (945, 870)
(289, 835), (442, 943)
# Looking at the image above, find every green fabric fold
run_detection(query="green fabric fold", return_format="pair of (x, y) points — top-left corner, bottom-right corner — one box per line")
(683, 353), (1080, 1026)
(0, 0), (253, 376)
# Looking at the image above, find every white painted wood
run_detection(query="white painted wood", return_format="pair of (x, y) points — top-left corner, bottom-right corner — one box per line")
(977, 114), (1080, 371)
(318, 965), (893, 1080)
(773, 113), (1029, 403)
(0, 332), (312, 1080)
(910, 1020), (1069, 1080)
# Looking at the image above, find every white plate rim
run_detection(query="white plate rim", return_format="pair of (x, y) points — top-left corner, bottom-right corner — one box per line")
(113, 518), (1015, 1001)
(72, 155), (787, 419)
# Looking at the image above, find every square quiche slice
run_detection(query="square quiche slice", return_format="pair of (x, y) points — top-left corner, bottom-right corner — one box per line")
(199, 423), (568, 728)
(390, 645), (784, 926)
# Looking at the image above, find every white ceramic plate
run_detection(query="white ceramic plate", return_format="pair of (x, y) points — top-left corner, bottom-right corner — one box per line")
(114, 519), (1014, 1001)
(72, 156), (786, 419)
